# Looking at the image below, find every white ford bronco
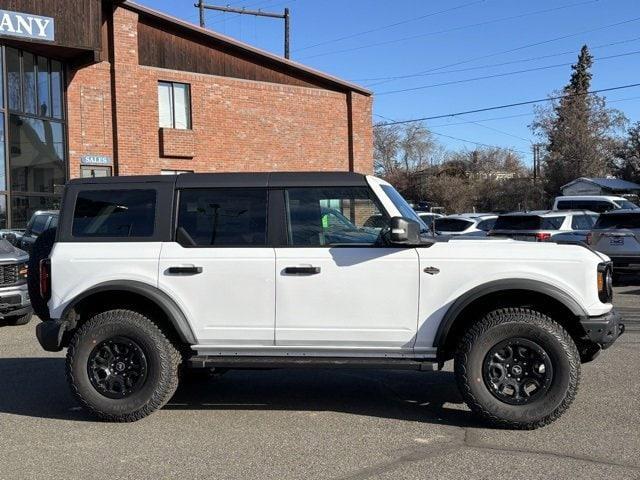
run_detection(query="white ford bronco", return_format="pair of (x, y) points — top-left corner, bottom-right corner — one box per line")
(32, 172), (624, 428)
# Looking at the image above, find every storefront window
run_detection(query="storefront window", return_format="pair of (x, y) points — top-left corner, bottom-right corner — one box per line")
(0, 46), (67, 227)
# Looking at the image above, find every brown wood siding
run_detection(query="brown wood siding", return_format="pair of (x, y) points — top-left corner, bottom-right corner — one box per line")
(1, 0), (102, 51)
(137, 18), (346, 92)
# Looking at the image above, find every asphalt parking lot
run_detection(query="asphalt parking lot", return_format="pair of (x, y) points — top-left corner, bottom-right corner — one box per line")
(0, 281), (638, 480)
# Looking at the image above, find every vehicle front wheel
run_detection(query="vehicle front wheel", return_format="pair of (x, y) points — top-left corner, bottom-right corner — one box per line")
(455, 307), (580, 429)
(66, 309), (181, 422)
(5, 311), (32, 326)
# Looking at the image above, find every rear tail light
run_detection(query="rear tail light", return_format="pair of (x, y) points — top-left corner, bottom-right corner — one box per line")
(39, 258), (51, 300)
(535, 232), (551, 242)
(586, 232), (592, 245)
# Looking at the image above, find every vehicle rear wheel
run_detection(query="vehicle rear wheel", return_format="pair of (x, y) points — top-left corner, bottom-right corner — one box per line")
(66, 309), (181, 422)
(27, 227), (56, 321)
(455, 307), (580, 429)
(6, 311), (33, 326)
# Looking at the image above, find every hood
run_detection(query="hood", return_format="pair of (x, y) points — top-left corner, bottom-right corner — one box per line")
(0, 239), (28, 262)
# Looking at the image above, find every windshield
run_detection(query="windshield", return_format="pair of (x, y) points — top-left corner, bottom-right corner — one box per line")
(614, 200), (640, 210)
(595, 213), (640, 229)
(380, 185), (429, 232)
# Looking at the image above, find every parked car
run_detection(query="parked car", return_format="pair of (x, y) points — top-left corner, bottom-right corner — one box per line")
(417, 212), (443, 231)
(0, 228), (25, 246)
(18, 210), (59, 254)
(587, 210), (640, 273)
(434, 213), (497, 236)
(553, 195), (638, 213)
(0, 239), (32, 326)
(490, 210), (599, 243)
(33, 172), (622, 428)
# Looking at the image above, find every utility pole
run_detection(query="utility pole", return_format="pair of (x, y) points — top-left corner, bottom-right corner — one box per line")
(194, 3), (291, 59)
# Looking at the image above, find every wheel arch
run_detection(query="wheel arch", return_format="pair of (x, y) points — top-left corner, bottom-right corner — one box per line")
(61, 280), (196, 346)
(434, 279), (589, 361)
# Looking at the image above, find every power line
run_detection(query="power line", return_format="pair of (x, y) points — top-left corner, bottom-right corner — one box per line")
(373, 114), (529, 155)
(375, 82), (640, 126)
(300, 0), (604, 60)
(356, 36), (640, 84)
(294, 0), (486, 53)
(376, 50), (640, 95)
(367, 15), (640, 89)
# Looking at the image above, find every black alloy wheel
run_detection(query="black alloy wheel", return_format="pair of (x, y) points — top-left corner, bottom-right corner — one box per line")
(482, 338), (553, 405)
(88, 336), (149, 399)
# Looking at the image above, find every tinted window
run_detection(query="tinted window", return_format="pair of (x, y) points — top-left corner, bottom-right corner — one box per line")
(595, 213), (640, 229)
(30, 215), (49, 235)
(571, 214), (596, 230)
(541, 217), (564, 230)
(494, 215), (541, 230)
(73, 190), (156, 238)
(477, 218), (496, 231)
(556, 200), (573, 210)
(177, 189), (267, 246)
(614, 200), (639, 210)
(434, 218), (473, 232)
(285, 187), (384, 246)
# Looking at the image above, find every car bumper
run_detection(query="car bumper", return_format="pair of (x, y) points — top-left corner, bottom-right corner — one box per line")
(580, 308), (625, 350)
(609, 256), (640, 271)
(0, 283), (31, 319)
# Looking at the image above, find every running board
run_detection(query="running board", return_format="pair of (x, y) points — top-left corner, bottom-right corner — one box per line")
(187, 356), (438, 371)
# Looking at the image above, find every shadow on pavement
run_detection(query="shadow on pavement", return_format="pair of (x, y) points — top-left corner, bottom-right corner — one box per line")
(0, 357), (480, 428)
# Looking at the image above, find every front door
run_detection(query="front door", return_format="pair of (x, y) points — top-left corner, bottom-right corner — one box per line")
(274, 186), (420, 351)
(158, 187), (275, 346)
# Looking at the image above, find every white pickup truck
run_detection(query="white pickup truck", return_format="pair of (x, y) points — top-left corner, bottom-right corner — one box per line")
(32, 172), (623, 428)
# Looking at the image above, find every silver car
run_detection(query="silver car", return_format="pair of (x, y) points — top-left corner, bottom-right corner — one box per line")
(588, 210), (640, 273)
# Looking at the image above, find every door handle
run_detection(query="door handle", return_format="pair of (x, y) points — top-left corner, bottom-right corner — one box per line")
(167, 266), (203, 275)
(284, 266), (321, 275)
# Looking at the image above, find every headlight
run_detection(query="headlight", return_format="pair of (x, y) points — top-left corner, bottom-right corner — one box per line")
(17, 261), (28, 282)
(597, 263), (613, 303)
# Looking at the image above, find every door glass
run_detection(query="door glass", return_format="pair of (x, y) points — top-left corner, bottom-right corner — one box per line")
(285, 187), (385, 246)
(177, 188), (267, 246)
(30, 214), (49, 235)
(9, 114), (66, 194)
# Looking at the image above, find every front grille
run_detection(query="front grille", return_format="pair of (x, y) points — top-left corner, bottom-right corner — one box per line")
(0, 264), (20, 287)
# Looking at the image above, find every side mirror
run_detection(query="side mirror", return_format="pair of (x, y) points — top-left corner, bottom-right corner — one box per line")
(2, 233), (16, 245)
(388, 217), (421, 245)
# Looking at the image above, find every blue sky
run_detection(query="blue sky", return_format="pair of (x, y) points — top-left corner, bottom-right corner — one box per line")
(137, 0), (640, 164)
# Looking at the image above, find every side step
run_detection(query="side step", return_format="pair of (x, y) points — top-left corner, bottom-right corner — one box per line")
(187, 356), (438, 371)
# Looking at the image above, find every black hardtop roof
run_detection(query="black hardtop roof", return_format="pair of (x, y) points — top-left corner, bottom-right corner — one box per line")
(67, 171), (369, 188)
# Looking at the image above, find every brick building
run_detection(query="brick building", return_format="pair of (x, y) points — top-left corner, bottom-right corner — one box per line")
(0, 0), (372, 227)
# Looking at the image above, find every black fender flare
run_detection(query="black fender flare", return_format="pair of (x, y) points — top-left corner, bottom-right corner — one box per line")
(61, 280), (197, 344)
(433, 279), (588, 353)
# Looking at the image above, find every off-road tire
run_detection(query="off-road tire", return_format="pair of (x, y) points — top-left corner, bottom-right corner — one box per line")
(27, 227), (57, 321)
(6, 311), (33, 326)
(66, 309), (181, 422)
(455, 307), (580, 429)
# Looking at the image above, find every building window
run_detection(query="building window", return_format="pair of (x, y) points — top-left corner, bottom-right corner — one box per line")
(158, 81), (191, 130)
(161, 169), (193, 175)
(0, 46), (66, 228)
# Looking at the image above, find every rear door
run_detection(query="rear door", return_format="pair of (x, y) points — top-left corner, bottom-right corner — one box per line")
(158, 188), (275, 346)
(273, 186), (420, 350)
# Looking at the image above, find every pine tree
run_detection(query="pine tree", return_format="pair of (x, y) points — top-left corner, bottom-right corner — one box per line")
(532, 45), (626, 197)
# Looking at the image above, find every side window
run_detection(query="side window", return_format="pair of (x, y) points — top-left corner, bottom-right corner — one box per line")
(285, 187), (385, 246)
(541, 216), (564, 230)
(176, 189), (267, 246)
(556, 200), (573, 210)
(158, 81), (191, 130)
(477, 218), (496, 231)
(72, 190), (156, 238)
(571, 214), (595, 230)
(30, 215), (49, 235)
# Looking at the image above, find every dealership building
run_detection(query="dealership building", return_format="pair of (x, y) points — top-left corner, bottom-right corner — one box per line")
(0, 0), (373, 227)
